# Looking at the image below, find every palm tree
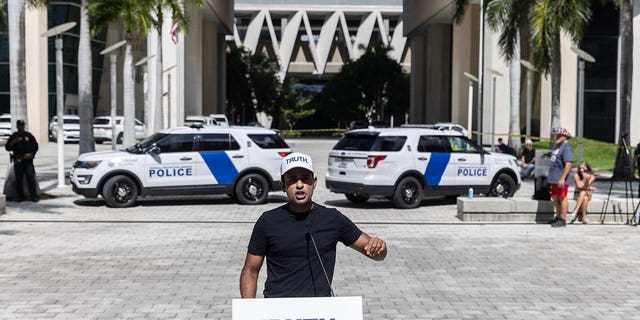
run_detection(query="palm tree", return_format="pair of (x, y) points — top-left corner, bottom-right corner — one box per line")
(530, 0), (591, 139)
(77, 0), (95, 154)
(148, 0), (202, 133)
(90, 0), (155, 147)
(8, 0), (27, 131)
(455, 0), (592, 143)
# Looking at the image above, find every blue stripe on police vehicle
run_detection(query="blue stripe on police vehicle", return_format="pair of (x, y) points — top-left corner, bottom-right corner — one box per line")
(199, 151), (239, 184)
(424, 153), (450, 186)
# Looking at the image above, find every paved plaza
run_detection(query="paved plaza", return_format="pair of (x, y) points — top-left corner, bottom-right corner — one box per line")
(1, 139), (639, 319)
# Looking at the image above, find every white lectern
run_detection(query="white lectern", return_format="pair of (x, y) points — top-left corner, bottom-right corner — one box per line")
(232, 296), (363, 320)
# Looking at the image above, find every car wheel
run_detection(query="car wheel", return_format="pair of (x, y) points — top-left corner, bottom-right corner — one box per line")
(102, 175), (138, 208)
(345, 193), (369, 203)
(392, 176), (423, 209)
(235, 173), (269, 205)
(490, 173), (516, 198)
(116, 133), (123, 144)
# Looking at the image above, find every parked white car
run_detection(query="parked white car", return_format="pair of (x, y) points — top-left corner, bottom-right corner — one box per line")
(93, 116), (146, 144)
(0, 114), (12, 140)
(49, 115), (81, 142)
(326, 127), (520, 209)
(70, 126), (292, 207)
(209, 114), (229, 127)
(185, 115), (217, 127)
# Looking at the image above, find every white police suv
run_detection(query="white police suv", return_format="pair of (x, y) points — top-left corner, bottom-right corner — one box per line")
(70, 126), (292, 207)
(325, 128), (521, 209)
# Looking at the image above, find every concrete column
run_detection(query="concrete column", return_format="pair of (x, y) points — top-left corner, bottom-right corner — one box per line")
(25, 6), (48, 142)
(202, 20), (218, 116)
(424, 25), (452, 124)
(629, 3), (640, 145)
(409, 35), (425, 123)
(559, 31), (578, 135)
(451, 5), (479, 130)
(217, 31), (227, 115)
(185, 4), (203, 116)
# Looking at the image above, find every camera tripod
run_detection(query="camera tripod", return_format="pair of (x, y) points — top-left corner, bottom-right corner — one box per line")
(599, 135), (638, 225)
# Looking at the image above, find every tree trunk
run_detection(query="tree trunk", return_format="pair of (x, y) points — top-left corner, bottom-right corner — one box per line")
(8, 0), (27, 131)
(123, 39), (136, 147)
(78, 0), (95, 154)
(153, 8), (164, 134)
(613, 0), (634, 180)
(550, 31), (561, 144)
(508, 34), (521, 152)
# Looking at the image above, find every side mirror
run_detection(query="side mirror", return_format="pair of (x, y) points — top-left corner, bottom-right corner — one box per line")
(148, 144), (161, 154)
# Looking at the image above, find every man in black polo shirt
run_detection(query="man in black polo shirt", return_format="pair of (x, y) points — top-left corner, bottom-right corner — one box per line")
(240, 152), (387, 298)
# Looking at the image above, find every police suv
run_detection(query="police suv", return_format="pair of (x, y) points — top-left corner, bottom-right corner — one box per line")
(325, 127), (521, 209)
(70, 126), (292, 207)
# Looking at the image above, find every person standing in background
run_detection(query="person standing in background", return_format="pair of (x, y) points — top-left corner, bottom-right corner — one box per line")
(548, 128), (573, 228)
(5, 120), (39, 202)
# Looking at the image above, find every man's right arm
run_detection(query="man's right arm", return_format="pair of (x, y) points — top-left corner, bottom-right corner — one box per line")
(239, 252), (264, 298)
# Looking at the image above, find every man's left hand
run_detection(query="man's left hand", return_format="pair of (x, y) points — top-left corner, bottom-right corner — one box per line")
(364, 237), (386, 258)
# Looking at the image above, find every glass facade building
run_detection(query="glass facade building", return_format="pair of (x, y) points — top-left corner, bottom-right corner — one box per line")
(0, 1), (107, 118)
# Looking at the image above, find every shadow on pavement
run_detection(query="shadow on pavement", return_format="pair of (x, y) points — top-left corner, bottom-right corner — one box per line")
(325, 196), (457, 209)
(73, 194), (289, 207)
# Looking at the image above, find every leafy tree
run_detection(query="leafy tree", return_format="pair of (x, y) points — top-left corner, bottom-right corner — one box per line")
(278, 78), (314, 130)
(314, 43), (409, 127)
(226, 47), (279, 125)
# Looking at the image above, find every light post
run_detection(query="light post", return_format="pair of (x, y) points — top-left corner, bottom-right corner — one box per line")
(487, 68), (503, 149)
(520, 59), (537, 139)
(135, 55), (155, 136)
(100, 40), (126, 150)
(571, 46), (596, 164)
(463, 72), (479, 140)
(42, 22), (77, 188)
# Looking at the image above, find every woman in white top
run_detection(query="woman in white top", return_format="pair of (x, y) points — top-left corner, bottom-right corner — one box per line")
(569, 161), (595, 224)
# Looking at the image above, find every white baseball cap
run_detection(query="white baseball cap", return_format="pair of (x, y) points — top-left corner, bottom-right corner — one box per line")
(280, 152), (314, 176)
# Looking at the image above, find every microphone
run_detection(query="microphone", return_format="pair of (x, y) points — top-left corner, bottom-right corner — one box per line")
(306, 222), (335, 297)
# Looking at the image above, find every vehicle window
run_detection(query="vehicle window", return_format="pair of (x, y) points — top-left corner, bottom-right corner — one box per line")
(156, 134), (195, 153)
(446, 136), (480, 153)
(199, 134), (240, 151)
(371, 136), (406, 151)
(65, 119), (80, 124)
(333, 132), (379, 151)
(247, 134), (289, 149)
(418, 136), (448, 153)
(116, 119), (122, 125)
(93, 118), (110, 125)
(135, 120), (142, 126)
(0, 117), (10, 123)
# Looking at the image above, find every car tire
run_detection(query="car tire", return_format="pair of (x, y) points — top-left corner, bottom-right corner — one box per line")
(102, 175), (138, 208)
(235, 173), (269, 205)
(490, 173), (516, 198)
(345, 193), (369, 203)
(392, 176), (422, 209)
(116, 133), (123, 144)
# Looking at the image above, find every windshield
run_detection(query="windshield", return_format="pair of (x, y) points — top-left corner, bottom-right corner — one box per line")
(125, 133), (168, 154)
(333, 132), (406, 152)
(93, 118), (110, 125)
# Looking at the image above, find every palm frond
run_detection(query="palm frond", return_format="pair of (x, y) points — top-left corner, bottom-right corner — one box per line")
(453, 0), (471, 24)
